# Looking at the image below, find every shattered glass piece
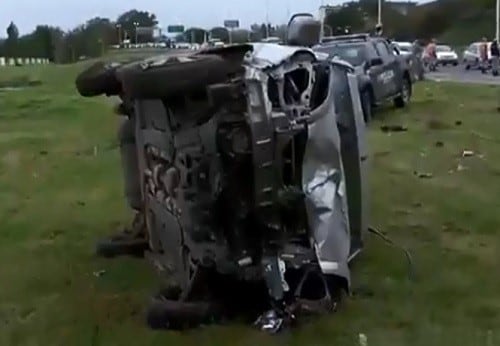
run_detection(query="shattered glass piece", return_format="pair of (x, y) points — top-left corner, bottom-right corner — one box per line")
(254, 308), (297, 334)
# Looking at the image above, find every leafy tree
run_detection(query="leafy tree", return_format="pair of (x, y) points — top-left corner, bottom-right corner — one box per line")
(1, 1), (497, 64)
(6, 21), (19, 40)
(324, 2), (366, 35)
(5, 21), (19, 57)
(274, 25), (288, 41)
(260, 24), (268, 38)
(116, 9), (158, 43)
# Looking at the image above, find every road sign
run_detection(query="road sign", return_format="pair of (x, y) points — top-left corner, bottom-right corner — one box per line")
(224, 20), (239, 29)
(167, 25), (185, 33)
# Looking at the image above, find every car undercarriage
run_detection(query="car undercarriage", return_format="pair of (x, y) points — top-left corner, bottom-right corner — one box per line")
(75, 14), (370, 333)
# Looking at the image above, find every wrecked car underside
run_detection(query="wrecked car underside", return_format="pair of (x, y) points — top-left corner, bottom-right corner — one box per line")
(75, 13), (370, 329)
(105, 42), (369, 331)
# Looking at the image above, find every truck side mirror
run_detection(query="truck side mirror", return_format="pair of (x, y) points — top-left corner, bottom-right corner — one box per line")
(287, 13), (321, 47)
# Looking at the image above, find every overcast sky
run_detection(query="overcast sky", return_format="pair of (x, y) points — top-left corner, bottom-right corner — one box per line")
(1, 0), (433, 35)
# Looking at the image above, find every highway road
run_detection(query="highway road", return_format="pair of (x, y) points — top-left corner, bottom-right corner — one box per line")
(426, 64), (500, 85)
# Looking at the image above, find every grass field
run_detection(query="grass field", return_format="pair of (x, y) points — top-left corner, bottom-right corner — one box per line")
(1, 64), (499, 346)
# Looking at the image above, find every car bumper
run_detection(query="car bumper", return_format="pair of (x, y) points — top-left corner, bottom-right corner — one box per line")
(437, 58), (458, 64)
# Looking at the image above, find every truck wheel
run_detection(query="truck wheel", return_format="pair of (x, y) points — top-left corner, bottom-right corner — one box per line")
(360, 90), (373, 123)
(394, 77), (411, 108)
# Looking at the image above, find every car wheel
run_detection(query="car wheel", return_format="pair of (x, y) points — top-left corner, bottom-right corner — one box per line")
(465, 63), (470, 70)
(360, 90), (373, 123)
(394, 77), (411, 108)
(453, 62), (458, 66)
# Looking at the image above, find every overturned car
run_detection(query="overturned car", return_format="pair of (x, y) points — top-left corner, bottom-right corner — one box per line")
(76, 14), (370, 333)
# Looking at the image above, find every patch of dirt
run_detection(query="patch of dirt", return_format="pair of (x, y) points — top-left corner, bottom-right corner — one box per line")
(0, 76), (42, 90)
(427, 119), (451, 130)
(0, 131), (54, 144)
(440, 231), (497, 265)
(2, 151), (21, 169)
(16, 97), (51, 110)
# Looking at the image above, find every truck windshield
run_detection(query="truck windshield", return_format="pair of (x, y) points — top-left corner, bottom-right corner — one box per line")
(436, 45), (452, 52)
(314, 44), (367, 66)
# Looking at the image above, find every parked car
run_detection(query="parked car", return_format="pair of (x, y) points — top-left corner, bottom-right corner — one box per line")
(174, 42), (192, 49)
(435, 45), (458, 66)
(313, 33), (413, 122)
(391, 41), (425, 81)
(463, 42), (491, 70)
(393, 41), (413, 56)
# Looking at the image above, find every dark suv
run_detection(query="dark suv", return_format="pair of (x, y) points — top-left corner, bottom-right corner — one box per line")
(314, 34), (412, 122)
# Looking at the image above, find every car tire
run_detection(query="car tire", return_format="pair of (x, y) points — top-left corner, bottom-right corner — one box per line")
(453, 62), (458, 66)
(465, 64), (470, 70)
(360, 89), (373, 123)
(118, 52), (247, 99)
(394, 77), (411, 108)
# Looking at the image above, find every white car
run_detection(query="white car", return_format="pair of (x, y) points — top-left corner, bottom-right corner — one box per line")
(175, 42), (192, 49)
(462, 42), (492, 70)
(393, 41), (413, 56)
(436, 45), (458, 66)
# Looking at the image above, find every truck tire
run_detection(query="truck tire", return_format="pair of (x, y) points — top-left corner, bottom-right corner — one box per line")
(117, 54), (245, 99)
(394, 77), (411, 108)
(75, 61), (122, 97)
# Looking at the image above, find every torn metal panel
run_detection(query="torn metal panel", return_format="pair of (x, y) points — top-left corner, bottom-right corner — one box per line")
(244, 44), (352, 284)
(248, 43), (317, 69)
(301, 64), (351, 283)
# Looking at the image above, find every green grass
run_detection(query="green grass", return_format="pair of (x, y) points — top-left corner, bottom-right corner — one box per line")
(1, 64), (500, 346)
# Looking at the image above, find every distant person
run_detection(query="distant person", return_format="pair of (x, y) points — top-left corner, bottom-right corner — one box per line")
(479, 37), (489, 74)
(412, 40), (425, 80)
(490, 39), (499, 76)
(412, 39), (422, 55)
(424, 39), (437, 71)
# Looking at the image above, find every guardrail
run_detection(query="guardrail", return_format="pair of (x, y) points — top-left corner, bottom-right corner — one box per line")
(0, 57), (50, 66)
(109, 43), (200, 50)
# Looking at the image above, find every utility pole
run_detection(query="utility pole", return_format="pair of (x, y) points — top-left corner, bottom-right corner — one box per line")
(378, 0), (382, 26)
(319, 5), (325, 42)
(496, 0), (499, 40)
(133, 22), (139, 44)
(265, 0), (270, 38)
(116, 24), (122, 45)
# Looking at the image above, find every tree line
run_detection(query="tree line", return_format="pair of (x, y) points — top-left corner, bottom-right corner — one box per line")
(0, 0), (496, 64)
(325, 0), (496, 42)
(0, 10), (158, 63)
